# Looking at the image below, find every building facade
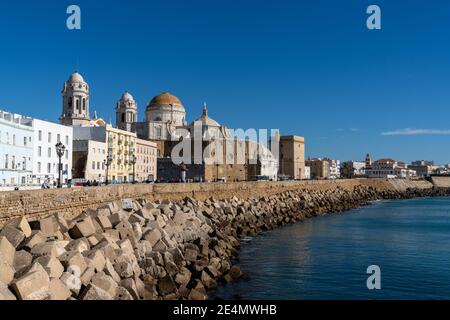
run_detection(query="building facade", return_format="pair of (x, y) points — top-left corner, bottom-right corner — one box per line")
(341, 161), (366, 178)
(135, 138), (157, 182)
(72, 124), (137, 183)
(72, 140), (107, 182)
(306, 158), (330, 179)
(32, 119), (73, 186)
(365, 158), (416, 178)
(0, 110), (34, 189)
(277, 135), (306, 180)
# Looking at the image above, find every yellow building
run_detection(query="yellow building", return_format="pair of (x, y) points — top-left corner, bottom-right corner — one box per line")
(105, 124), (137, 183)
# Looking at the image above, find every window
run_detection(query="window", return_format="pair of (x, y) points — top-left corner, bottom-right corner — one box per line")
(92, 161), (96, 170)
(65, 150), (69, 160)
(38, 147), (42, 157)
(48, 148), (51, 157)
(38, 130), (42, 141)
(38, 162), (41, 173)
(4, 154), (8, 169)
(24, 137), (27, 146)
(12, 134), (15, 145)
(65, 135), (69, 145)
(57, 134), (61, 143)
(47, 163), (51, 173)
(48, 132), (51, 143)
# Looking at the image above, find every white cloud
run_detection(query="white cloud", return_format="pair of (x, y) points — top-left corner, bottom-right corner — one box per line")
(382, 128), (450, 136)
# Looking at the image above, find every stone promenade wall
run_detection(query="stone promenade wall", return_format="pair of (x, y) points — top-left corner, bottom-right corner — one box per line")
(0, 178), (435, 225)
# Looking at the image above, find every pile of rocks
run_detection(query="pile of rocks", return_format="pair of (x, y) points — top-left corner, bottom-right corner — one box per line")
(1, 184), (449, 300)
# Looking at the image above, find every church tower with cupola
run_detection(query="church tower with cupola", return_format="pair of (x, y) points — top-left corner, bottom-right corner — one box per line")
(60, 72), (91, 126)
(116, 91), (137, 132)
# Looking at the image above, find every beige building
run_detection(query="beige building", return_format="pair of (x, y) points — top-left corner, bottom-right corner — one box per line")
(135, 138), (157, 182)
(278, 135), (305, 179)
(73, 140), (107, 182)
(105, 124), (137, 183)
(306, 158), (330, 179)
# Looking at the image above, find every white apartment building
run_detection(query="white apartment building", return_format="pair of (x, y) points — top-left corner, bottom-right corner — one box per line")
(0, 110), (34, 189)
(366, 158), (416, 178)
(32, 119), (73, 186)
(325, 158), (341, 179)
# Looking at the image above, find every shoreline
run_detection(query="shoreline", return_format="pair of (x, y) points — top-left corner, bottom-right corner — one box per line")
(0, 181), (450, 300)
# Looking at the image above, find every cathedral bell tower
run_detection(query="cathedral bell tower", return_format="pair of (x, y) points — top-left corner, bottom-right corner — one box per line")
(60, 72), (91, 126)
(116, 91), (137, 132)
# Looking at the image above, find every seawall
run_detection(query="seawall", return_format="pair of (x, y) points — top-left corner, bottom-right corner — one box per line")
(0, 178), (441, 225)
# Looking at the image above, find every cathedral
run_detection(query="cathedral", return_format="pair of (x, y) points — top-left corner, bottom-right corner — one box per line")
(60, 71), (278, 182)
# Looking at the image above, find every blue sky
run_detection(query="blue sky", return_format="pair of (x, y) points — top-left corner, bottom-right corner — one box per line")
(1, 0), (450, 163)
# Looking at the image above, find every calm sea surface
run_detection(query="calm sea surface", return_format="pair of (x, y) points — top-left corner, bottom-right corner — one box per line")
(211, 197), (450, 299)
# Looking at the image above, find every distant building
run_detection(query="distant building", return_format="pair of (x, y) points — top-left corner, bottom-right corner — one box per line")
(135, 138), (157, 182)
(341, 161), (366, 178)
(304, 166), (311, 180)
(324, 158), (340, 179)
(366, 158), (416, 178)
(33, 119), (73, 186)
(278, 135), (306, 179)
(306, 158), (330, 179)
(72, 124), (137, 183)
(412, 160), (434, 166)
(0, 110), (34, 188)
(407, 165), (434, 177)
(72, 140), (107, 182)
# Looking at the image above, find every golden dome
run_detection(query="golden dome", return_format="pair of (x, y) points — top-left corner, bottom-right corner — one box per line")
(148, 92), (183, 107)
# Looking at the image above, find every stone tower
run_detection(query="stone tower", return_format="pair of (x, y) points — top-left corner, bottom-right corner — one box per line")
(60, 72), (91, 126)
(116, 92), (137, 132)
(365, 153), (373, 168)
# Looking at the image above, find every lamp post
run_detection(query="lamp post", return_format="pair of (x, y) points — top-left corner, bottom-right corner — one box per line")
(104, 154), (113, 185)
(55, 142), (66, 189)
(131, 154), (137, 184)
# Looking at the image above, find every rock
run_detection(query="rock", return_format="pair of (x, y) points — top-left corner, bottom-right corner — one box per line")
(115, 286), (134, 300)
(31, 240), (68, 258)
(122, 199), (134, 211)
(91, 273), (118, 297)
(65, 238), (90, 253)
(80, 267), (96, 286)
(22, 231), (46, 250)
(84, 250), (105, 272)
(60, 272), (81, 296)
(35, 256), (64, 278)
(120, 278), (139, 300)
(188, 288), (207, 300)
(4, 217), (32, 237)
(80, 284), (113, 300)
(0, 282), (17, 300)
(104, 258), (121, 283)
(96, 216), (112, 231)
(0, 255), (15, 285)
(48, 278), (71, 300)
(30, 216), (59, 237)
(184, 248), (198, 262)
(143, 228), (161, 247)
(201, 270), (217, 289)
(10, 263), (50, 300)
(13, 250), (33, 272)
(229, 265), (242, 280)
(59, 251), (88, 275)
(157, 275), (177, 296)
(0, 236), (15, 266)
(69, 217), (96, 239)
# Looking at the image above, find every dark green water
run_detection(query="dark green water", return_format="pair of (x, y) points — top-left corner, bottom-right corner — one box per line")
(211, 197), (450, 299)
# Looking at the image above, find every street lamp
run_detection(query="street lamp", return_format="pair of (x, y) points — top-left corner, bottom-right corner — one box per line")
(104, 154), (113, 185)
(55, 142), (66, 189)
(130, 154), (137, 184)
